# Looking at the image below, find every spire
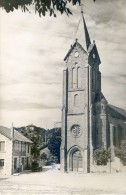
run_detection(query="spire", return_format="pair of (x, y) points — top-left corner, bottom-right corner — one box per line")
(75, 10), (91, 52)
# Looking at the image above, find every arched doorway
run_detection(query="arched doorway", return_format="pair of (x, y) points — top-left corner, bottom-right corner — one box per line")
(69, 148), (82, 172)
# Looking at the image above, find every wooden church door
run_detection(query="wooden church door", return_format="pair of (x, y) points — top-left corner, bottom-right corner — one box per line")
(72, 150), (82, 172)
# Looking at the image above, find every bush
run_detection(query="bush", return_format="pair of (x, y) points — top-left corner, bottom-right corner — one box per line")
(44, 155), (58, 166)
(115, 140), (126, 165)
(49, 155), (58, 163)
(94, 148), (110, 165)
(41, 152), (47, 161)
(31, 161), (42, 172)
(45, 161), (52, 166)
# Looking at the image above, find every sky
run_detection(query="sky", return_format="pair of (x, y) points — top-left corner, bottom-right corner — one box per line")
(0, 0), (126, 129)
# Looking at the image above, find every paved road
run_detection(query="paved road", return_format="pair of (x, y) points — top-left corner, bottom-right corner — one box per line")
(0, 171), (126, 194)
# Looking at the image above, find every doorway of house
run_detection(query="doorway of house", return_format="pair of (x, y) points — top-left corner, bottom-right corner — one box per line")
(26, 157), (29, 168)
(14, 158), (17, 171)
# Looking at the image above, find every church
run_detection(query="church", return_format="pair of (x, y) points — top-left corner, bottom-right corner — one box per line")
(60, 12), (126, 173)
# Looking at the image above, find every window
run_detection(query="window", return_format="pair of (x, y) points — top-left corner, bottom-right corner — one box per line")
(74, 94), (79, 107)
(21, 143), (26, 152)
(30, 126), (34, 131)
(0, 159), (4, 166)
(14, 158), (17, 170)
(77, 67), (81, 88)
(71, 125), (82, 137)
(91, 68), (96, 90)
(14, 141), (18, 152)
(72, 68), (76, 88)
(19, 142), (21, 152)
(0, 141), (5, 152)
(14, 142), (16, 152)
(28, 144), (29, 153)
(91, 68), (93, 89)
(118, 125), (123, 146)
(93, 54), (95, 59)
(113, 126), (116, 146)
(21, 157), (24, 165)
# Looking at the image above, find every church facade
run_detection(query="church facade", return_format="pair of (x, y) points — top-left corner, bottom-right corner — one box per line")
(60, 13), (126, 173)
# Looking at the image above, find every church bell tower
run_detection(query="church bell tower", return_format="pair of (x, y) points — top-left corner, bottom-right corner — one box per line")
(60, 12), (101, 173)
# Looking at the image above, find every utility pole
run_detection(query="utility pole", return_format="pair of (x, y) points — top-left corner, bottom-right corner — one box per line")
(110, 123), (115, 173)
(11, 123), (14, 175)
(45, 124), (47, 144)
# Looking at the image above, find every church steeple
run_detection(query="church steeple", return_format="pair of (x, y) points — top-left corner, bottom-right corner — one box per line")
(75, 11), (91, 52)
(64, 10), (100, 64)
(61, 6), (103, 174)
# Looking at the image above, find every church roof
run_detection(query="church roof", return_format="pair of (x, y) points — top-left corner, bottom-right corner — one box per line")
(88, 43), (95, 53)
(0, 126), (33, 143)
(95, 92), (107, 103)
(107, 104), (126, 120)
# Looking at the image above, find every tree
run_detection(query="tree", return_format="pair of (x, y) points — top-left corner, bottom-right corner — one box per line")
(48, 135), (61, 163)
(15, 125), (46, 160)
(31, 144), (40, 160)
(0, 0), (96, 17)
(94, 148), (110, 165)
(0, 0), (80, 16)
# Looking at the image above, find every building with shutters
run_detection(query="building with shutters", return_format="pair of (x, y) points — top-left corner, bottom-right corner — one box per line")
(0, 126), (33, 176)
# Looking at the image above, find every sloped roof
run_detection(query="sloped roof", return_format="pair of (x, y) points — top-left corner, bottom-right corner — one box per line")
(107, 104), (126, 120)
(0, 126), (33, 143)
(95, 92), (108, 103)
(88, 43), (94, 53)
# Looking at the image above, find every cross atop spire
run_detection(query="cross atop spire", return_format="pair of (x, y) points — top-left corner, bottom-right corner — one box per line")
(75, 7), (91, 52)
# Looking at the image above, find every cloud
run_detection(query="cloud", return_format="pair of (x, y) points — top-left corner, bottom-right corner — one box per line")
(0, 98), (61, 110)
(102, 74), (126, 86)
(85, 0), (126, 24)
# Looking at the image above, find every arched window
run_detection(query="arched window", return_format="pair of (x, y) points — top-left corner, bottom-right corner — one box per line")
(74, 94), (79, 107)
(113, 126), (116, 146)
(72, 68), (76, 88)
(118, 125), (123, 146)
(91, 68), (93, 89)
(77, 67), (81, 88)
(93, 69), (96, 89)
(91, 68), (96, 90)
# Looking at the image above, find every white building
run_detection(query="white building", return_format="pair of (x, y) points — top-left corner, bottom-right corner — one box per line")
(0, 126), (33, 176)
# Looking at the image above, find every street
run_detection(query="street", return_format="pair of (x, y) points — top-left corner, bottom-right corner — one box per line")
(0, 169), (126, 195)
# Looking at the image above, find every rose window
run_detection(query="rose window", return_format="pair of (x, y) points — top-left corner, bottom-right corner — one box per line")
(71, 125), (81, 137)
